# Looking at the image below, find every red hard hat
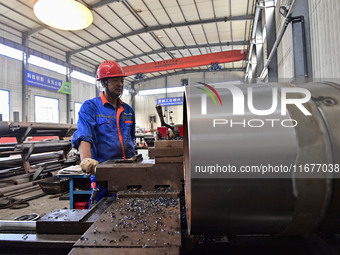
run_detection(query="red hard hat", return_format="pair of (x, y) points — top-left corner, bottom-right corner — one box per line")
(96, 60), (126, 81)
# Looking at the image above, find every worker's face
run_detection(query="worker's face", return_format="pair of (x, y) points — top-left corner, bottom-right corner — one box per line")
(105, 77), (124, 99)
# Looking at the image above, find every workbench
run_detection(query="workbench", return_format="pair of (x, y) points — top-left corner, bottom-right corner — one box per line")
(57, 174), (91, 209)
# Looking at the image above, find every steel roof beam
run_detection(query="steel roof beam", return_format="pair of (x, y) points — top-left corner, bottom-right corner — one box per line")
(69, 15), (252, 55)
(175, 0), (202, 56)
(139, 1), (172, 59)
(106, 2), (161, 64)
(89, 0), (121, 9)
(158, 1), (185, 58)
(27, 25), (50, 36)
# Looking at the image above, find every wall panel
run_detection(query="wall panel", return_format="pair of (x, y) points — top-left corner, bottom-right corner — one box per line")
(309, 0), (340, 79)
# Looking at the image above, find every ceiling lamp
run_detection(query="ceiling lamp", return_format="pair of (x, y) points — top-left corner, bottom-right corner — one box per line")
(33, 0), (93, 30)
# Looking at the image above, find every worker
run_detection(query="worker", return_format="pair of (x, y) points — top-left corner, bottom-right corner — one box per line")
(71, 60), (136, 205)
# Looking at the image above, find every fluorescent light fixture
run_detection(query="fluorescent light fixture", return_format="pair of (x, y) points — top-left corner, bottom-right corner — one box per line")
(138, 86), (185, 96)
(33, 0), (93, 30)
(71, 70), (96, 84)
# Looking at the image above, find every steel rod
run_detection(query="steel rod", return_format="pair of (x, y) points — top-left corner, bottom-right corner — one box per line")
(259, 0), (298, 80)
(0, 221), (36, 231)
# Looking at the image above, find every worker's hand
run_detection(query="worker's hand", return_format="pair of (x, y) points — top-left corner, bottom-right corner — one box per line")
(80, 158), (99, 176)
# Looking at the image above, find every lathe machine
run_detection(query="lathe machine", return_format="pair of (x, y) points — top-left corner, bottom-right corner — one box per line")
(1, 81), (340, 254)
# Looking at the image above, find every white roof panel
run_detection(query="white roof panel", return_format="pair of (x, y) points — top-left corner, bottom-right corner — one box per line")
(0, 0), (253, 80)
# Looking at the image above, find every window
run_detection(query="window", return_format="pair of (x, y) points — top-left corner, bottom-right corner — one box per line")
(0, 43), (94, 84)
(35, 96), (59, 123)
(71, 70), (95, 84)
(74, 102), (82, 124)
(28, 55), (66, 75)
(0, 89), (10, 121)
(0, 43), (22, 61)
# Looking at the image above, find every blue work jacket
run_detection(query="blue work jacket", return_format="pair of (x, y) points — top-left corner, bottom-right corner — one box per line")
(72, 92), (136, 163)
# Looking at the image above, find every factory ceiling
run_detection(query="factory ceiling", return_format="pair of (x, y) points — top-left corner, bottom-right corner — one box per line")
(0, 0), (255, 84)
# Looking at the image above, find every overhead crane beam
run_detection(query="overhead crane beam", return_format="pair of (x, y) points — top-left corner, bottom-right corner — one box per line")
(123, 50), (247, 76)
(117, 41), (249, 63)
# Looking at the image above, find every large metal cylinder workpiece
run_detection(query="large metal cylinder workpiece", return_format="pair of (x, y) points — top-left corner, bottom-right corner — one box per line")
(184, 82), (340, 235)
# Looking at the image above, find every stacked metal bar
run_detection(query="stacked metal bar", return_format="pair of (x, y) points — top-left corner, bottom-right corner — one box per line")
(0, 121), (78, 194)
(0, 121), (77, 142)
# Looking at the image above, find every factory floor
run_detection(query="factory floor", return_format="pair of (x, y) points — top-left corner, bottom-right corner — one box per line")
(0, 191), (69, 220)
(1, 191), (340, 255)
(1, 199), (338, 254)
(185, 234), (340, 255)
